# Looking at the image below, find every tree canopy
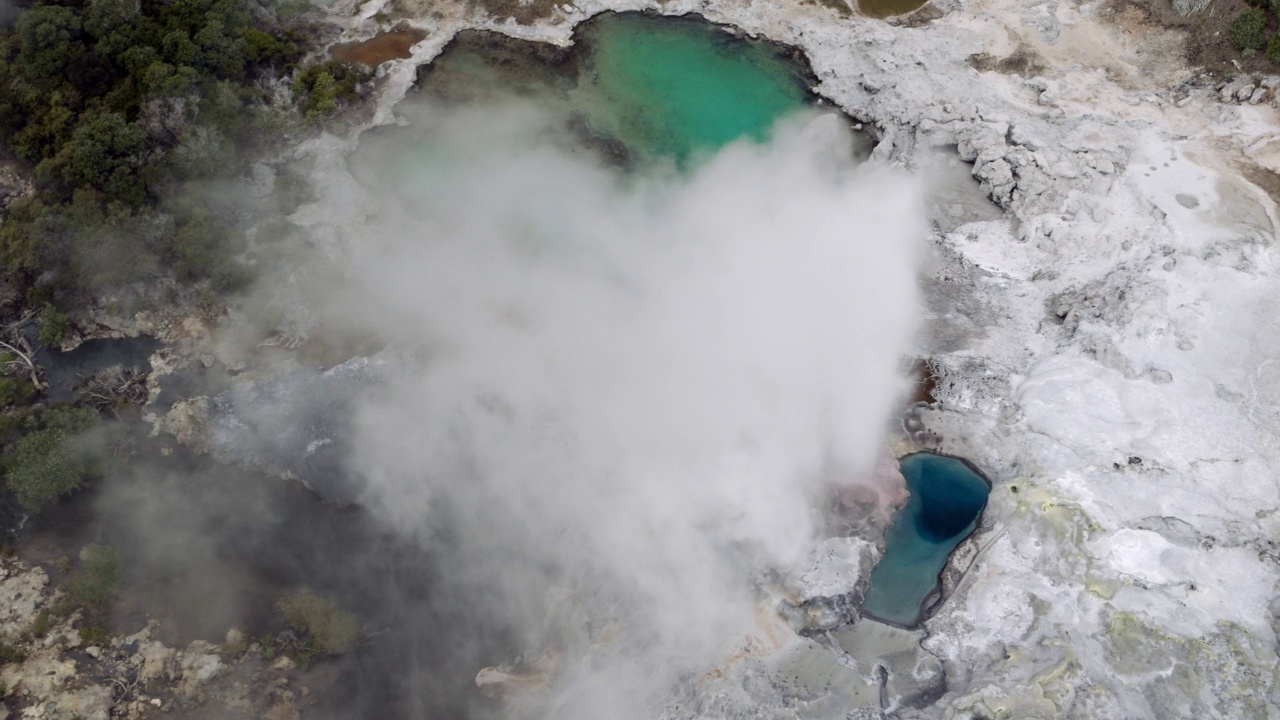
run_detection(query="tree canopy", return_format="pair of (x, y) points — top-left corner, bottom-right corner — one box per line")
(0, 0), (370, 301)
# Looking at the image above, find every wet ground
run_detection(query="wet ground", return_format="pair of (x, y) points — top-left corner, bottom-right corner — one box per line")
(332, 29), (429, 66)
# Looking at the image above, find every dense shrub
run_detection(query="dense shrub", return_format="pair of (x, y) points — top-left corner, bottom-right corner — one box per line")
(4, 428), (84, 510)
(0, 0), (347, 307)
(0, 404), (97, 510)
(294, 59), (372, 122)
(0, 404), (95, 444)
(36, 304), (71, 346)
(1230, 8), (1269, 52)
(31, 609), (50, 637)
(0, 642), (26, 664)
(78, 625), (108, 644)
(1267, 33), (1280, 63)
(277, 589), (360, 655)
(0, 373), (36, 409)
(65, 544), (122, 611)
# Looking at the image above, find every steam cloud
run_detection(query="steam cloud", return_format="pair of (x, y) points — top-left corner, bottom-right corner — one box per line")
(264, 100), (924, 716)
(0, 0), (17, 29)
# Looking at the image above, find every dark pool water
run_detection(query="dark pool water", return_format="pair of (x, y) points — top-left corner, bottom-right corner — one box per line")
(36, 335), (161, 403)
(860, 452), (990, 627)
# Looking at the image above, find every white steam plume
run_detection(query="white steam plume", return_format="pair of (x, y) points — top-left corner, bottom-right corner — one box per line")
(0, 0), (19, 28)
(300, 101), (925, 716)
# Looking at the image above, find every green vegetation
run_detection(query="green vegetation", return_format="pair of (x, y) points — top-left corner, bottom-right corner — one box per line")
(277, 589), (360, 657)
(1230, 8), (1269, 53)
(258, 633), (277, 660)
(36, 304), (71, 346)
(65, 544), (123, 611)
(0, 372), (37, 408)
(0, 1), (369, 517)
(78, 624), (108, 644)
(294, 59), (371, 122)
(0, 0), (369, 312)
(0, 404), (97, 511)
(32, 609), (51, 637)
(5, 428), (84, 510)
(0, 372), (135, 515)
(1222, 0), (1280, 67)
(0, 642), (25, 664)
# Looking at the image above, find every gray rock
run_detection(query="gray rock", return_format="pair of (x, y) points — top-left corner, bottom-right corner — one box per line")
(1221, 77), (1255, 103)
(977, 157), (1014, 186)
(206, 355), (395, 502)
(1008, 124), (1044, 150)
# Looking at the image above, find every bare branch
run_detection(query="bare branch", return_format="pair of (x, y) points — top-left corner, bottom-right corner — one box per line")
(75, 365), (148, 410)
(0, 337), (44, 390)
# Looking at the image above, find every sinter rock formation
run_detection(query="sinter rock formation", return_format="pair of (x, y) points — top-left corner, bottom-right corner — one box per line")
(111, 0), (1280, 715)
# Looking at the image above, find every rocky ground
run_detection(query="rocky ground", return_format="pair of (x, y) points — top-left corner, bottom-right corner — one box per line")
(8, 0), (1280, 714)
(280, 0), (1280, 715)
(0, 558), (311, 720)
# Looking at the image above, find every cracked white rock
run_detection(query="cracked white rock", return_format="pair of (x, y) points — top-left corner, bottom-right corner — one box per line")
(274, 0), (1280, 714)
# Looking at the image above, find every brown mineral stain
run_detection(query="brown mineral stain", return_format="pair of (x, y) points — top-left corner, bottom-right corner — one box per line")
(908, 358), (937, 405)
(332, 30), (428, 66)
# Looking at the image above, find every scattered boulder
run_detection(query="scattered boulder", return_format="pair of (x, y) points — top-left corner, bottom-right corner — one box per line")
(0, 559), (319, 719)
(1217, 74), (1273, 104)
(0, 564), (48, 641)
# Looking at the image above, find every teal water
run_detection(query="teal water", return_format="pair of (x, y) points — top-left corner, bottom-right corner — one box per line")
(860, 452), (991, 627)
(578, 13), (812, 163)
(412, 13), (815, 166)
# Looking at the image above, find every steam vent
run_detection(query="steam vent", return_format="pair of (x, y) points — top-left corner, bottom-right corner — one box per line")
(1, 0), (1278, 715)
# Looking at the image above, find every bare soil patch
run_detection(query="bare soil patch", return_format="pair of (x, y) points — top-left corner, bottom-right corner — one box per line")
(1237, 160), (1280, 206)
(894, 3), (946, 27)
(908, 358), (938, 405)
(1104, 0), (1273, 76)
(966, 44), (1049, 76)
(331, 29), (429, 66)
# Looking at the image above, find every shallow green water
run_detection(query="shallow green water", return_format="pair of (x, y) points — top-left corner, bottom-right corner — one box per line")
(413, 13), (815, 166)
(860, 452), (991, 628)
(579, 14), (811, 163)
(857, 0), (930, 19)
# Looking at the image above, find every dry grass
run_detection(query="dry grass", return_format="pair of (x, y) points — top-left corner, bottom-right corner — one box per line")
(278, 590), (360, 655)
